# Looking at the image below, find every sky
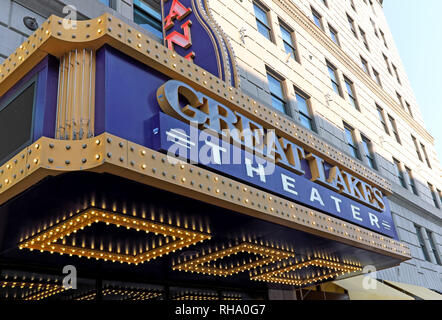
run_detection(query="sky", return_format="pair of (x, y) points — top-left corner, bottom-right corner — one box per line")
(383, 0), (442, 165)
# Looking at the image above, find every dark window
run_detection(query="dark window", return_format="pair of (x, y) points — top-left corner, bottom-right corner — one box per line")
(428, 183), (439, 208)
(254, 2), (272, 41)
(371, 18), (379, 38)
(393, 158), (407, 188)
(350, 0), (356, 11)
(373, 68), (382, 87)
(361, 135), (376, 169)
(392, 64), (401, 84)
(438, 189), (442, 208)
(427, 231), (441, 265)
(347, 14), (358, 38)
(359, 27), (369, 51)
(295, 89), (314, 131)
(134, 0), (162, 39)
(329, 24), (339, 45)
(405, 101), (413, 117)
(405, 166), (418, 195)
(99, 0), (115, 8)
(321, 0), (329, 8)
(396, 92), (405, 109)
(421, 143), (432, 168)
(383, 54), (392, 74)
(412, 135), (423, 161)
(344, 76), (359, 110)
(361, 56), (370, 75)
(280, 23), (298, 62)
(344, 124), (360, 160)
(327, 61), (342, 96)
(389, 115), (401, 144)
(377, 105), (389, 134)
(312, 7), (324, 30)
(0, 82), (36, 164)
(380, 29), (388, 48)
(415, 225), (431, 262)
(267, 72), (287, 114)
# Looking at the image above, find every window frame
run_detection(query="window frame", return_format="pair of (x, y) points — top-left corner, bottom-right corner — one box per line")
(311, 6), (324, 31)
(415, 224), (431, 262)
(428, 183), (440, 209)
(343, 75), (359, 110)
(253, 1), (274, 42)
(326, 60), (343, 97)
(266, 69), (289, 115)
(388, 115), (401, 144)
(376, 105), (389, 134)
(294, 87), (315, 132)
(279, 20), (299, 63)
(0, 77), (38, 166)
(133, 0), (163, 39)
(361, 134), (377, 170)
(393, 158), (407, 189)
(405, 166), (418, 195)
(344, 123), (361, 160)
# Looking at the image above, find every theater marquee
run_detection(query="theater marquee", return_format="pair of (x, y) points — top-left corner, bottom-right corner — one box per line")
(0, 7), (411, 293)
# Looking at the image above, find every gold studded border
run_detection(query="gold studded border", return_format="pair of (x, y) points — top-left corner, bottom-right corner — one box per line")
(0, 133), (411, 262)
(0, 13), (392, 195)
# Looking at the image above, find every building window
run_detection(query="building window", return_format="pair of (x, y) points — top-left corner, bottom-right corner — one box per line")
(388, 115), (401, 144)
(427, 231), (441, 265)
(392, 64), (401, 84)
(344, 124), (360, 160)
(411, 135), (423, 162)
(393, 158), (407, 188)
(415, 225), (431, 262)
(428, 183), (440, 208)
(0, 81), (36, 165)
(380, 29), (388, 48)
(350, 0), (356, 11)
(396, 92), (405, 110)
(405, 101), (413, 117)
(377, 105), (389, 134)
(372, 68), (382, 87)
(361, 135), (376, 169)
(254, 2), (273, 41)
(344, 76), (359, 110)
(371, 18), (379, 38)
(438, 189), (442, 208)
(360, 56), (370, 75)
(359, 27), (369, 51)
(327, 61), (342, 96)
(321, 0), (329, 8)
(405, 166), (418, 195)
(329, 24), (340, 45)
(311, 7), (324, 31)
(421, 143), (432, 168)
(280, 22), (298, 62)
(267, 72), (287, 114)
(295, 89), (315, 131)
(134, 0), (163, 39)
(99, 0), (116, 8)
(383, 54), (392, 74)
(347, 14), (358, 39)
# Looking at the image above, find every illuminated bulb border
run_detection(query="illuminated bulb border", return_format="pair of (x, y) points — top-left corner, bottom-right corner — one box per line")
(172, 242), (295, 277)
(250, 258), (362, 287)
(19, 208), (211, 265)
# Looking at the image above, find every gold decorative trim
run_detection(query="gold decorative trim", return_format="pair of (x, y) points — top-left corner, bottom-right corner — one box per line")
(19, 208), (211, 265)
(0, 133), (411, 262)
(172, 242), (295, 276)
(273, 0), (434, 145)
(250, 258), (362, 287)
(0, 13), (392, 194)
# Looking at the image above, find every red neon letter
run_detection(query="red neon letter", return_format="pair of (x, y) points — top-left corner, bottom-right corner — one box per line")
(164, 0), (192, 30)
(166, 20), (193, 51)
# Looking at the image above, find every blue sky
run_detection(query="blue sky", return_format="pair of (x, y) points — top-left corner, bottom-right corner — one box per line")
(383, 0), (442, 163)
